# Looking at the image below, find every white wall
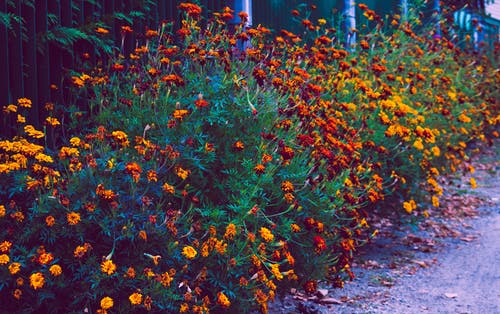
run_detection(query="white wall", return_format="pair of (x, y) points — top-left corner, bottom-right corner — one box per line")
(486, 1), (500, 20)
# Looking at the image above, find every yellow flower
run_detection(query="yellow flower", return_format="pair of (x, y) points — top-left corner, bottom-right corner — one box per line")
(17, 114), (26, 123)
(270, 263), (283, 280)
(17, 98), (32, 108)
(470, 177), (477, 189)
(101, 260), (117, 275)
(49, 264), (62, 276)
(70, 137), (81, 147)
(291, 223), (301, 232)
(182, 246), (197, 259)
(100, 296), (114, 310)
(317, 18), (326, 25)
(403, 200), (416, 214)
(45, 117), (60, 126)
(413, 138), (424, 150)
(0, 205), (5, 217)
(8, 262), (21, 275)
(0, 241), (12, 252)
(176, 167), (190, 180)
(67, 212), (81, 225)
(24, 125), (45, 139)
(259, 227), (274, 242)
(29, 272), (45, 289)
(0, 254), (10, 265)
(217, 291), (231, 308)
(162, 182), (175, 194)
(431, 146), (441, 157)
(129, 292), (143, 305)
(432, 196), (439, 207)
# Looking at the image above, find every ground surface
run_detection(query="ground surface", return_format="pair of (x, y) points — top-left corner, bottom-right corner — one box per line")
(266, 140), (500, 314)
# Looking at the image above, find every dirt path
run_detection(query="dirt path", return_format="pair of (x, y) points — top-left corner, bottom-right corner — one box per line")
(267, 142), (500, 314)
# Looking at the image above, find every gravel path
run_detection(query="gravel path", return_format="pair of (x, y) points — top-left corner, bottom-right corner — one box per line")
(267, 142), (500, 314)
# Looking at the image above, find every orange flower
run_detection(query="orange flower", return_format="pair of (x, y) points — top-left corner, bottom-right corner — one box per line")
(67, 212), (81, 225)
(95, 27), (109, 34)
(101, 260), (117, 275)
(259, 227), (274, 242)
(178, 3), (202, 18)
(129, 292), (143, 305)
(9, 262), (21, 274)
(217, 292), (231, 308)
(162, 183), (175, 194)
(29, 272), (45, 289)
(100, 296), (114, 310)
(254, 164), (265, 175)
(49, 264), (62, 276)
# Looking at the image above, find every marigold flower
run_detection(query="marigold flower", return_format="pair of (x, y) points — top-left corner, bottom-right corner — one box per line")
(17, 98), (32, 108)
(67, 212), (81, 225)
(176, 167), (190, 180)
(49, 264), (62, 276)
(95, 27), (109, 34)
(13, 288), (22, 299)
(403, 199), (417, 214)
(233, 141), (245, 150)
(9, 262), (21, 275)
(270, 263), (283, 280)
(101, 259), (117, 275)
(254, 164), (265, 175)
(224, 223), (237, 240)
(29, 272), (45, 289)
(0, 205), (5, 217)
(432, 196), (440, 207)
(313, 235), (327, 253)
(470, 177), (477, 189)
(129, 292), (143, 305)
(45, 117), (60, 127)
(0, 254), (10, 265)
(259, 227), (274, 242)
(101, 297), (114, 310)
(0, 241), (12, 252)
(38, 252), (54, 265)
(182, 246), (197, 259)
(217, 292), (231, 308)
(281, 181), (294, 192)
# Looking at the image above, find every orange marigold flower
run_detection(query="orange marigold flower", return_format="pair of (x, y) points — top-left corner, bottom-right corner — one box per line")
(29, 272), (45, 289)
(176, 167), (190, 180)
(17, 98), (32, 108)
(281, 181), (294, 192)
(95, 27), (109, 34)
(100, 296), (114, 310)
(147, 170), (157, 182)
(126, 267), (136, 278)
(313, 235), (327, 253)
(13, 288), (22, 299)
(38, 252), (54, 265)
(129, 292), (143, 305)
(290, 223), (301, 232)
(233, 141), (245, 150)
(259, 227), (274, 242)
(9, 262), (21, 275)
(182, 246), (197, 259)
(217, 292), (231, 308)
(223, 223), (237, 240)
(101, 259), (117, 275)
(67, 212), (81, 225)
(49, 264), (62, 276)
(470, 177), (477, 189)
(254, 164), (265, 175)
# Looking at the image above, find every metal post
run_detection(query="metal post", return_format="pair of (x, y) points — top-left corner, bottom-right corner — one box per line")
(343, 0), (356, 49)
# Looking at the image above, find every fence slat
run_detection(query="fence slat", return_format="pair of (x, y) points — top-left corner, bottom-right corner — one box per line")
(36, 0), (50, 123)
(22, 2), (39, 127)
(8, 1), (23, 103)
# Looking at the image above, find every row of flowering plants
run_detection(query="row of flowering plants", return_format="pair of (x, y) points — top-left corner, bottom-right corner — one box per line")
(1, 2), (499, 313)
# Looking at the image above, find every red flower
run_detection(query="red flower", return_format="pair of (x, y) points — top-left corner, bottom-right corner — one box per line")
(313, 235), (327, 253)
(178, 3), (202, 19)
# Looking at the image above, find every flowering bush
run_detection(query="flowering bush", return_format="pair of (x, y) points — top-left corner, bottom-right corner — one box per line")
(1, 2), (499, 313)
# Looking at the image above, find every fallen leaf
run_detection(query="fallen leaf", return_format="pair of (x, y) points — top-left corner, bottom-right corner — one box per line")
(412, 260), (428, 268)
(444, 293), (458, 298)
(317, 297), (343, 304)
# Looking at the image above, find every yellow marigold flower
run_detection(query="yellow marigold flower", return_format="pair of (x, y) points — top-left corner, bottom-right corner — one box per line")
(317, 18), (326, 25)
(403, 199), (416, 214)
(431, 146), (441, 157)
(100, 296), (114, 310)
(3, 104), (17, 113)
(180, 303), (190, 312)
(159, 271), (173, 287)
(35, 153), (54, 163)
(270, 263), (283, 280)
(24, 125), (45, 139)
(182, 246), (197, 259)
(0, 241), (12, 252)
(29, 272), (45, 289)
(176, 167), (190, 179)
(413, 138), (424, 150)
(95, 27), (109, 34)
(0, 205), (5, 217)
(129, 292), (143, 305)
(67, 212), (81, 225)
(470, 177), (477, 189)
(45, 117), (60, 126)
(432, 196), (439, 207)
(49, 264), (62, 276)
(18, 98), (32, 108)
(216, 292), (231, 308)
(162, 182), (175, 194)
(70, 137), (81, 147)
(0, 254), (10, 265)
(101, 259), (117, 275)
(9, 262), (21, 275)
(259, 227), (274, 242)
(17, 114), (26, 123)
(173, 109), (189, 120)
(283, 192), (295, 203)
(458, 113), (471, 123)
(224, 223), (237, 240)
